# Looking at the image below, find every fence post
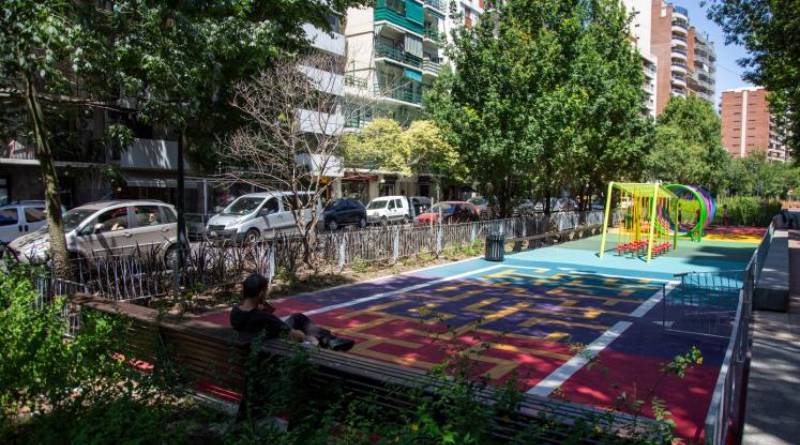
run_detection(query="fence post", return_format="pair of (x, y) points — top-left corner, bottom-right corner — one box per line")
(392, 228), (400, 263)
(436, 225), (443, 256)
(337, 235), (347, 270)
(471, 224), (477, 243)
(268, 246), (276, 282)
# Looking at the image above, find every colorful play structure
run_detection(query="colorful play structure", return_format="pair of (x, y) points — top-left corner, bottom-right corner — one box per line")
(599, 182), (717, 262)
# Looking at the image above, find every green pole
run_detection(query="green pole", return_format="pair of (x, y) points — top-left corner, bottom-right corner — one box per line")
(599, 181), (615, 259)
(646, 184), (659, 262)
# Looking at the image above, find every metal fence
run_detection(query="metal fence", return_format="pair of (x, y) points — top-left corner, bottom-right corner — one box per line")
(701, 223), (773, 445)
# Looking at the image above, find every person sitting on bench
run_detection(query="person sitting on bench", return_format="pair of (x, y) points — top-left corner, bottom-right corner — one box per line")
(230, 273), (354, 351)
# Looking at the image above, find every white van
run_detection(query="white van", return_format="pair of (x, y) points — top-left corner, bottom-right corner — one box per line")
(366, 196), (412, 225)
(0, 200), (66, 243)
(205, 191), (320, 243)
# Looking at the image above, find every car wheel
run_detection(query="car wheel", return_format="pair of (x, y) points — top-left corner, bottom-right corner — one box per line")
(327, 219), (339, 231)
(244, 228), (260, 244)
(358, 217), (367, 229)
(403, 215), (412, 225)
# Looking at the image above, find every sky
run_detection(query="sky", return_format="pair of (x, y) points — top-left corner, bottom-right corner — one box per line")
(682, 2), (755, 108)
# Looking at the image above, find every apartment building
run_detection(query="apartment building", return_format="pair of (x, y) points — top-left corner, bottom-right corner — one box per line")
(650, 2), (716, 114)
(622, 0), (659, 118)
(720, 87), (790, 162)
(342, 0), (446, 129)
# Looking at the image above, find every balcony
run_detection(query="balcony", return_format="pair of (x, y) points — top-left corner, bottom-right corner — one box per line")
(375, 84), (423, 105)
(296, 109), (345, 136)
(424, 27), (443, 44)
(671, 75), (687, 88)
(2, 139), (107, 165)
(344, 74), (368, 89)
(672, 47), (688, 60)
(423, 0), (445, 13)
(375, 42), (423, 69)
(673, 5), (688, 20)
(303, 24), (345, 57)
(423, 59), (442, 76)
(375, 0), (425, 35)
(671, 62), (688, 74)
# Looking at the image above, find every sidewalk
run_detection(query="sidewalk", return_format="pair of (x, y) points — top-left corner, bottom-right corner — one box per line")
(743, 227), (800, 445)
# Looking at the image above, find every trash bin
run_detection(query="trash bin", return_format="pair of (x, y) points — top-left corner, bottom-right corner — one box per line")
(485, 232), (505, 262)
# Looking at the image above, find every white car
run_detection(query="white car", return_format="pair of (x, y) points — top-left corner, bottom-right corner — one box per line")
(9, 200), (178, 262)
(366, 196), (412, 225)
(0, 200), (65, 243)
(205, 191), (320, 243)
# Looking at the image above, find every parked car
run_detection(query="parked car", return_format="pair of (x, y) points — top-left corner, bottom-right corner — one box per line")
(205, 191), (320, 243)
(366, 196), (412, 225)
(408, 196), (432, 217)
(0, 200), (65, 243)
(467, 196), (494, 219)
(415, 201), (479, 225)
(321, 198), (367, 230)
(9, 200), (178, 262)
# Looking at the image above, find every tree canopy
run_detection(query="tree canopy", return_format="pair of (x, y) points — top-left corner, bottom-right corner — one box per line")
(426, 0), (652, 214)
(705, 0), (800, 159)
(341, 118), (462, 178)
(645, 96), (730, 193)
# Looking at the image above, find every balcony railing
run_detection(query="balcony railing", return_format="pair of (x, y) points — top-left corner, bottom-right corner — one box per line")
(672, 61), (688, 70)
(375, 42), (423, 68)
(345, 74), (368, 89)
(424, 27), (443, 43)
(672, 47), (688, 56)
(423, 60), (442, 75)
(2, 140), (107, 164)
(423, 0), (444, 12)
(672, 34), (688, 43)
(375, 84), (423, 105)
(673, 5), (688, 16)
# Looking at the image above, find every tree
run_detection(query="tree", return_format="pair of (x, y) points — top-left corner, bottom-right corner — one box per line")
(341, 118), (462, 178)
(0, 0), (109, 277)
(426, 0), (652, 216)
(1, 0), (368, 277)
(705, 0), (800, 159)
(224, 55), (356, 268)
(645, 96), (731, 193)
(727, 152), (800, 198)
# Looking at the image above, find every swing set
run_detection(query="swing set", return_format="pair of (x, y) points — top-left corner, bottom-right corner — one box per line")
(599, 182), (680, 262)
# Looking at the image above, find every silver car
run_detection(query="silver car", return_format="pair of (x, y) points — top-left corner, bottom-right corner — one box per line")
(9, 199), (179, 262)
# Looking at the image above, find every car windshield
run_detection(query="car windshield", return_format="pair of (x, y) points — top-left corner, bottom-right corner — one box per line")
(223, 197), (263, 215)
(430, 203), (455, 213)
(367, 200), (388, 209)
(62, 209), (96, 232)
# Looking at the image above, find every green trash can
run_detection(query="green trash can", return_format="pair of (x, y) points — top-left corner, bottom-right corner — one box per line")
(485, 232), (505, 262)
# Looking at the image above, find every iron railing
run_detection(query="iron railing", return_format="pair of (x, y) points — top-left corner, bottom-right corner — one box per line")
(374, 42), (423, 68)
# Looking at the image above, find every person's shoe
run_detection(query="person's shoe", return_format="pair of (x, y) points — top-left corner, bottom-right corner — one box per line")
(326, 337), (355, 352)
(318, 331), (354, 352)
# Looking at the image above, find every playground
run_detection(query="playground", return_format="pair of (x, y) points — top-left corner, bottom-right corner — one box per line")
(200, 225), (764, 442)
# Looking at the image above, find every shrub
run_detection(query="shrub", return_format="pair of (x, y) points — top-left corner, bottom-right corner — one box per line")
(715, 196), (782, 226)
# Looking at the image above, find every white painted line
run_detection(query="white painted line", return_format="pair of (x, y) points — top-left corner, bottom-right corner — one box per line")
(526, 321), (632, 397)
(303, 264), (504, 316)
(628, 280), (678, 318)
(272, 255), (485, 304)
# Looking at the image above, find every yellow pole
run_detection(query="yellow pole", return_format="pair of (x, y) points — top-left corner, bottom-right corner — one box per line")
(672, 198), (678, 251)
(599, 181), (615, 258)
(646, 184), (659, 262)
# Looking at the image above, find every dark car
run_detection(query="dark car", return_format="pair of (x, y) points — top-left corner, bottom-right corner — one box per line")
(408, 196), (432, 217)
(322, 198), (367, 230)
(415, 201), (479, 225)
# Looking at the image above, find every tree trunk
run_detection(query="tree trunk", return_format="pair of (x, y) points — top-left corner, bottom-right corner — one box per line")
(24, 74), (71, 279)
(175, 128), (187, 294)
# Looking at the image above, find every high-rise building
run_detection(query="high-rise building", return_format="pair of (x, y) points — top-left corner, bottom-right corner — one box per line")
(720, 87), (790, 162)
(650, 1), (716, 114)
(622, 0), (659, 118)
(342, 0), (447, 129)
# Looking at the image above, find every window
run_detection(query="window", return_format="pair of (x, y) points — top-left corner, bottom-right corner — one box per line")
(133, 206), (164, 227)
(162, 207), (177, 223)
(24, 207), (46, 223)
(0, 177), (8, 205)
(394, 199), (403, 208)
(0, 208), (17, 227)
(388, 200), (395, 210)
(94, 207), (129, 233)
(262, 198), (279, 214)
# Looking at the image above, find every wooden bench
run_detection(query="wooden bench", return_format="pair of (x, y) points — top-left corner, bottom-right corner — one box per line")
(75, 295), (662, 444)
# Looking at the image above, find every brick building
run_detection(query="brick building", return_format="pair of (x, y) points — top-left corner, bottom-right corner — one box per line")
(720, 87), (789, 162)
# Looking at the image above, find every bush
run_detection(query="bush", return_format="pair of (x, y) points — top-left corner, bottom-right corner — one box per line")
(714, 196), (782, 226)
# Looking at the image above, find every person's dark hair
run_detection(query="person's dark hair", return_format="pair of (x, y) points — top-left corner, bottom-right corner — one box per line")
(242, 273), (269, 300)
